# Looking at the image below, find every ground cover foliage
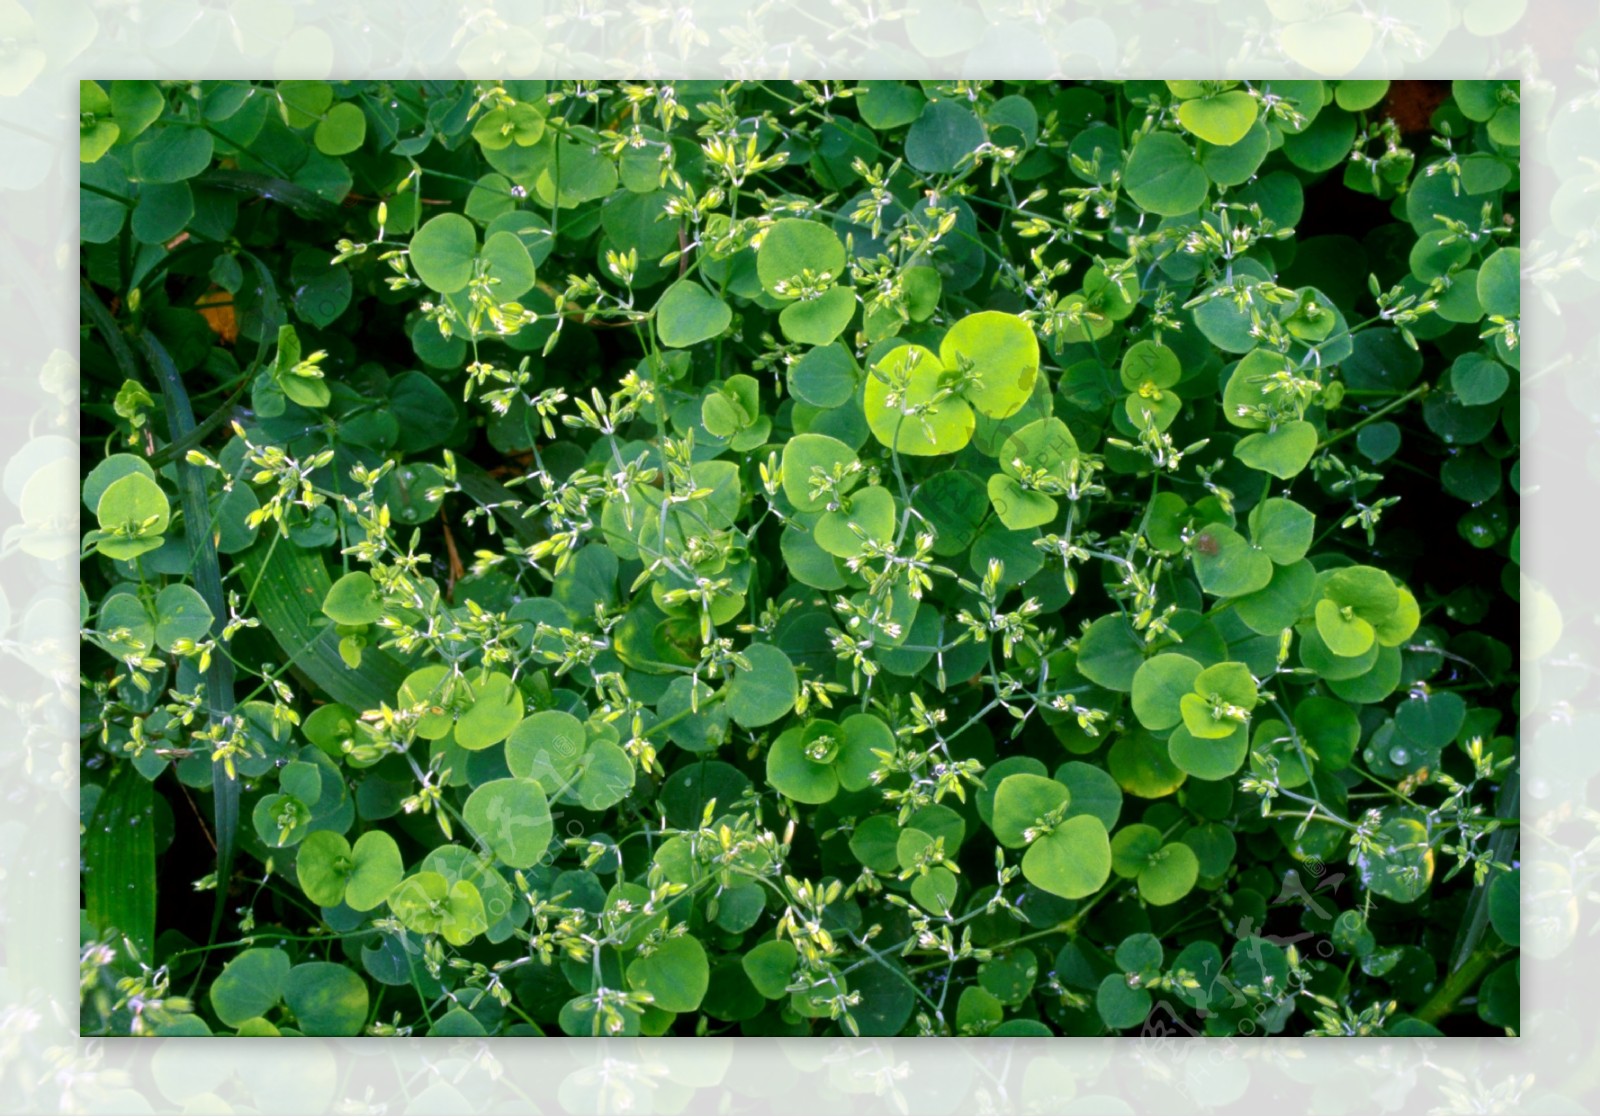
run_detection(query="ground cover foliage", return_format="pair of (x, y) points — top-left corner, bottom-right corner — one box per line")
(79, 78), (1520, 1038)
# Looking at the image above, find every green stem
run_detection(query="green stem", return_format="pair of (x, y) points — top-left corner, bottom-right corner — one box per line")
(1414, 945), (1502, 1025)
(1318, 383), (1429, 451)
(148, 376), (251, 468)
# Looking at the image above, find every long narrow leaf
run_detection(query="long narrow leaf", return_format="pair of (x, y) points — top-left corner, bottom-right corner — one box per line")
(83, 765), (156, 959)
(233, 538), (413, 711)
(140, 332), (240, 949)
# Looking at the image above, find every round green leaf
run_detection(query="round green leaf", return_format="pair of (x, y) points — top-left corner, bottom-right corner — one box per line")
(1451, 354), (1509, 407)
(1356, 816), (1434, 903)
(987, 474), (1056, 531)
(713, 882), (767, 935)
(991, 773), (1071, 848)
(1021, 815), (1111, 900)
(398, 665), (460, 740)
(1131, 653), (1203, 731)
(290, 249), (352, 327)
(154, 583), (213, 650)
(1112, 823), (1163, 879)
(296, 830), (353, 908)
(95, 471), (171, 560)
(780, 432), (857, 513)
(1123, 131), (1208, 217)
(480, 230), (537, 301)
(1234, 421), (1319, 479)
(1328, 644), (1404, 705)
(757, 218), (846, 295)
(1476, 247), (1519, 319)
(429, 1007), (488, 1037)
(727, 643), (798, 728)
(1109, 730), (1188, 798)
(389, 871), (448, 933)
(864, 344), (975, 457)
(1139, 843), (1200, 906)
(1115, 931), (1164, 975)
(1221, 348), (1291, 429)
(939, 311), (1040, 419)
(789, 344), (858, 408)
(1248, 497), (1315, 566)
(410, 213), (478, 294)
(1096, 972), (1152, 1030)
(251, 792), (311, 848)
(1200, 120), (1270, 186)
(779, 285), (856, 346)
(322, 571), (382, 626)
(1191, 524), (1273, 598)
(277, 80), (333, 127)
(1298, 621), (1382, 681)
(743, 939), (798, 999)
(654, 677), (728, 754)
(1119, 340), (1181, 391)
(210, 948), (290, 1029)
(1292, 696), (1360, 773)
(570, 740), (635, 811)
(81, 80), (120, 162)
(1054, 761), (1124, 830)
(911, 866), (960, 915)
(1178, 91), (1259, 147)
(1489, 869), (1519, 948)
(1076, 614), (1145, 691)
(83, 453), (156, 513)
(857, 81), (926, 130)
(1181, 822), (1238, 879)
(815, 484), (896, 558)
(1168, 723), (1249, 781)
(1357, 421), (1402, 463)
(132, 181), (193, 244)
(506, 709), (587, 789)
(1282, 107), (1357, 174)
(627, 934), (709, 1013)
(1286, 288), (1341, 344)
(1336, 80), (1389, 111)
(283, 962), (369, 1036)
(997, 417), (1079, 482)
(780, 522), (847, 590)
(912, 470), (988, 556)
(657, 280), (733, 348)
(766, 725), (839, 805)
(313, 101), (366, 155)
(132, 124), (214, 184)
(1395, 691), (1467, 749)
(463, 777), (553, 868)
(837, 714), (893, 792)
(1323, 565), (1400, 619)
(454, 672), (524, 751)
(1195, 661), (1257, 707)
(905, 99), (985, 174)
(1315, 597), (1376, 657)
(345, 830), (405, 911)
(848, 814), (902, 874)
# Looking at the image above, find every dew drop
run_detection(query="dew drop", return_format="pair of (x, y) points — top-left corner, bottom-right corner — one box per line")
(1388, 746), (1410, 766)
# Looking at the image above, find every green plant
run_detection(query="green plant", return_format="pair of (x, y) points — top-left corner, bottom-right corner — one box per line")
(79, 78), (1519, 1039)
